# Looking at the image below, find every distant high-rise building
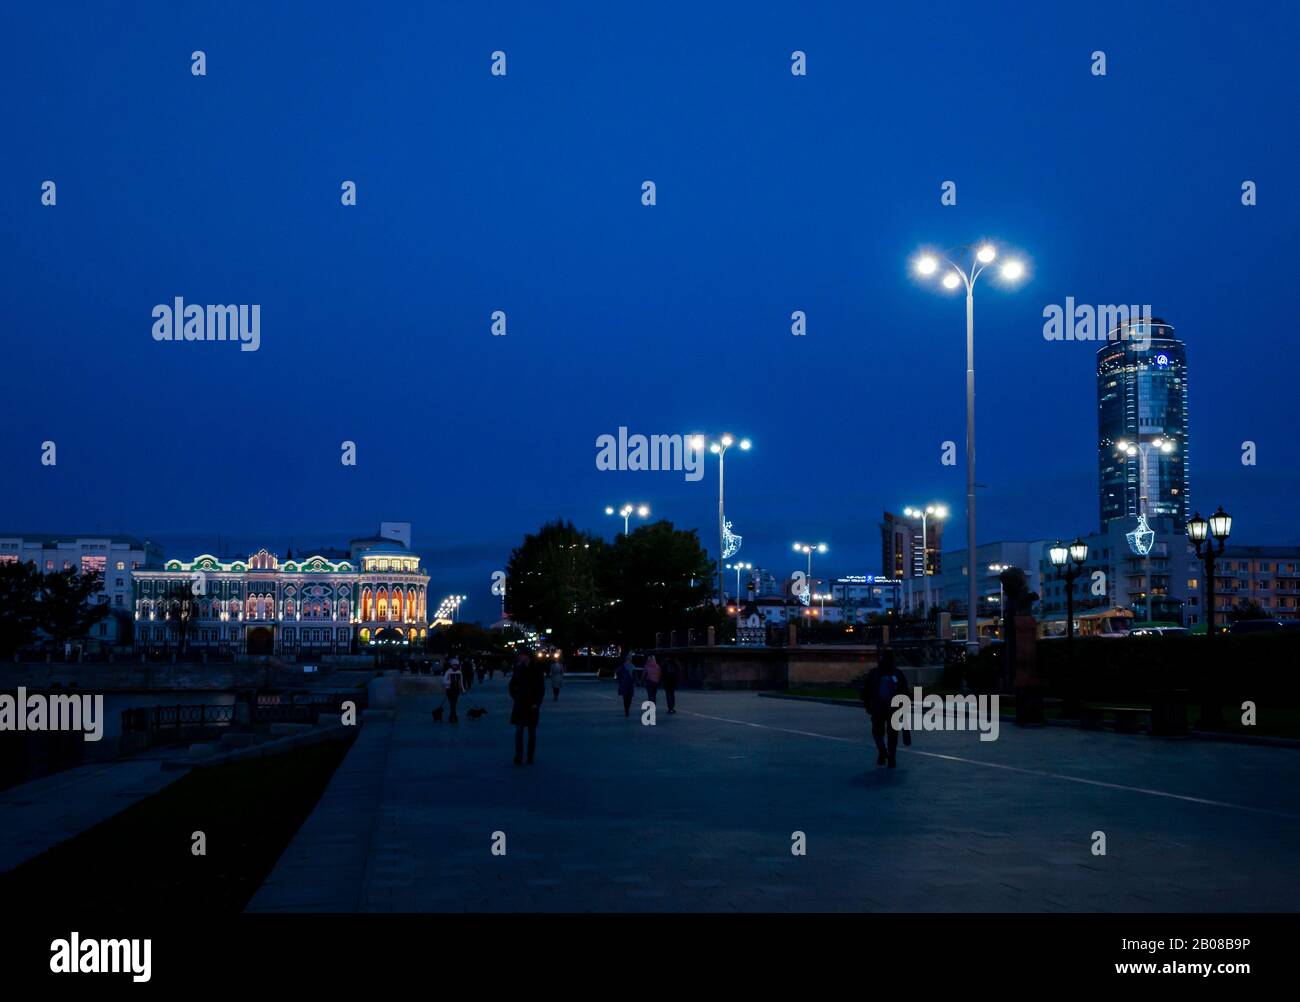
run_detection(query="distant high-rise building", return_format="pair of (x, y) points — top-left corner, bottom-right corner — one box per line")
(1096, 317), (1189, 533)
(880, 510), (943, 581)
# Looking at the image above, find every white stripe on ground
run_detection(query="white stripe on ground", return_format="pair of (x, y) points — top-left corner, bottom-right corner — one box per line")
(601, 693), (1300, 821)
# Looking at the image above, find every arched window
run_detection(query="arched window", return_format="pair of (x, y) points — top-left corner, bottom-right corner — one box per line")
(361, 589), (372, 621)
(392, 589), (403, 622)
(246, 596), (256, 618)
(377, 588), (389, 621)
(407, 588), (417, 622)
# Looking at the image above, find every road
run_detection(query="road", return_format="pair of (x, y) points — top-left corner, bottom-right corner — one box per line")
(248, 677), (1300, 912)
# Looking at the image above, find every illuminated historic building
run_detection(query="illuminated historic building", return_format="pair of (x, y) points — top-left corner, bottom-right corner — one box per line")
(131, 529), (430, 655)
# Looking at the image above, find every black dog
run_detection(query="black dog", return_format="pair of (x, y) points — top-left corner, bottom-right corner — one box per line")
(431, 703), (446, 723)
(466, 706), (488, 720)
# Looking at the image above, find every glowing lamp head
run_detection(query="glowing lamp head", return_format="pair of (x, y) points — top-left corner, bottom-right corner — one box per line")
(1126, 445), (1138, 457)
(709, 443), (721, 454)
(942, 272), (961, 290)
(817, 544), (827, 554)
(739, 438), (752, 450)
(689, 435), (704, 451)
(1049, 541), (1069, 568)
(1000, 260), (1025, 281)
(916, 255), (938, 276)
(637, 505), (649, 517)
(1187, 512), (1208, 545)
(1209, 506), (1232, 542)
(976, 244), (997, 264)
(721, 434), (734, 448)
(1069, 538), (1089, 564)
(1160, 441), (1175, 454)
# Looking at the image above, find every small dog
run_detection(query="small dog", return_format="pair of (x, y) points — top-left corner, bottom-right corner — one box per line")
(431, 703), (446, 723)
(466, 706), (488, 720)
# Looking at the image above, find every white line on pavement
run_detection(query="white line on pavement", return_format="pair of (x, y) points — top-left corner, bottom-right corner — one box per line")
(604, 693), (1300, 821)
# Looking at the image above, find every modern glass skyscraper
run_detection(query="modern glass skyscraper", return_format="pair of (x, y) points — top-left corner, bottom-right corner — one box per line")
(1096, 317), (1189, 532)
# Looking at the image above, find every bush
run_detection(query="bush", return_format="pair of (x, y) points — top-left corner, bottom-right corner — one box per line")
(1034, 632), (1300, 704)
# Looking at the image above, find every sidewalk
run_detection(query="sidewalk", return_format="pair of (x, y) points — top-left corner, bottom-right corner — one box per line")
(0, 759), (185, 873)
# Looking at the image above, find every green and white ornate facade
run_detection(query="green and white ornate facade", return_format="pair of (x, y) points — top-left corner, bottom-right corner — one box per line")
(132, 533), (430, 655)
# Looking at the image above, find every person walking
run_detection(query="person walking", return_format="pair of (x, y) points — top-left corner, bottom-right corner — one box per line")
(862, 649), (909, 768)
(509, 651), (546, 765)
(643, 654), (662, 706)
(461, 655), (473, 692)
(616, 651), (637, 717)
(549, 656), (565, 702)
(661, 656), (680, 714)
(443, 658), (464, 723)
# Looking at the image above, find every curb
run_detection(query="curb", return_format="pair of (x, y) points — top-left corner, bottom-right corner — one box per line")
(166, 722), (358, 771)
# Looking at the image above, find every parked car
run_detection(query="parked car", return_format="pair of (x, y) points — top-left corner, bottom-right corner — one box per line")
(1229, 619), (1287, 635)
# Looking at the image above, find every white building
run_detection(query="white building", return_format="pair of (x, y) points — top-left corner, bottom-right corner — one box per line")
(0, 533), (162, 648)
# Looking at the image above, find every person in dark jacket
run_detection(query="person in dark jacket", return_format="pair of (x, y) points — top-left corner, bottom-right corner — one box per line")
(509, 651), (547, 765)
(443, 660), (464, 723)
(661, 656), (681, 713)
(616, 651), (637, 717)
(862, 649), (909, 768)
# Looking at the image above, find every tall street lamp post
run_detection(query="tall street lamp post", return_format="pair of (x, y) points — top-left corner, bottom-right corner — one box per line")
(989, 563), (1010, 637)
(903, 503), (948, 614)
(792, 542), (827, 608)
(1188, 506), (1233, 729)
(913, 243), (1026, 657)
(695, 434), (751, 607)
(725, 561), (752, 638)
(605, 503), (650, 536)
(1116, 435), (1175, 622)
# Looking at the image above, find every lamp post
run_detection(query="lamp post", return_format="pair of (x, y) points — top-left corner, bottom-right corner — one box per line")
(989, 563), (1010, 637)
(1188, 506), (1232, 729)
(903, 503), (948, 614)
(725, 561), (752, 638)
(605, 503), (650, 536)
(1116, 435), (1175, 622)
(694, 434), (751, 607)
(792, 542), (828, 606)
(913, 243), (1026, 657)
(1049, 539), (1089, 651)
(1050, 539), (1089, 717)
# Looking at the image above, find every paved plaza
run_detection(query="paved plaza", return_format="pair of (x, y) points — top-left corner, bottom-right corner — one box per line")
(249, 678), (1300, 912)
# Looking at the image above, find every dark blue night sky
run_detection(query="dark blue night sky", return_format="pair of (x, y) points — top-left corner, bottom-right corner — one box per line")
(3, 1), (1298, 616)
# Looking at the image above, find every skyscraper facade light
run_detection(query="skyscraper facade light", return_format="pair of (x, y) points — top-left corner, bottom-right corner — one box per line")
(1096, 317), (1189, 533)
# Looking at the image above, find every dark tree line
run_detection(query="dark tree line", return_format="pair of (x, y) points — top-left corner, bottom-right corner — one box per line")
(504, 518), (720, 651)
(0, 563), (110, 658)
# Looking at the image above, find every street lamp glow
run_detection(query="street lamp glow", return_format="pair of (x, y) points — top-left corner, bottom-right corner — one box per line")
(739, 438), (752, 450)
(942, 272), (961, 289)
(916, 255), (938, 276)
(721, 434), (734, 448)
(976, 244), (997, 263)
(1000, 260), (1025, 281)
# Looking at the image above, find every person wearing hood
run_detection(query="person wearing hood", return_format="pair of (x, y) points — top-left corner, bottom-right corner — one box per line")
(616, 651), (637, 717)
(643, 654), (662, 706)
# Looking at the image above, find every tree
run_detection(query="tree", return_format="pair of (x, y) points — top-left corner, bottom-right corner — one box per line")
(505, 520), (608, 652)
(0, 561), (42, 658)
(39, 568), (109, 654)
(599, 520), (717, 649)
(157, 581), (202, 656)
(1227, 598), (1270, 623)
